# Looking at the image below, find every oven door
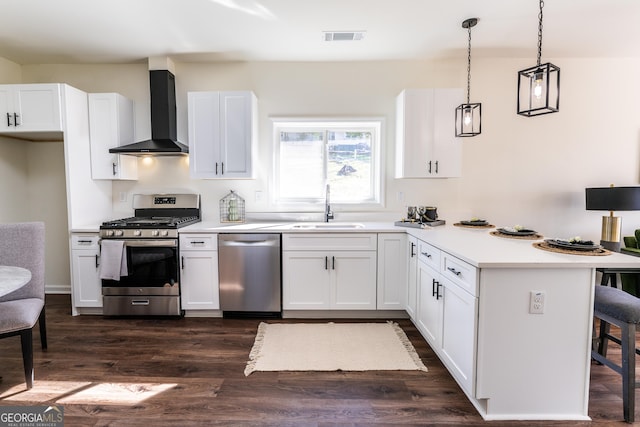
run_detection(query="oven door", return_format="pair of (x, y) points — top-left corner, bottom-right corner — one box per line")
(101, 239), (179, 296)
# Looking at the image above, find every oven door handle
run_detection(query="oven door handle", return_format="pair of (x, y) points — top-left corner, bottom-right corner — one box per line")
(115, 239), (178, 248)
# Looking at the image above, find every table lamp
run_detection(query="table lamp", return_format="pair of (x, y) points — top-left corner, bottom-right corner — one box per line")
(585, 186), (640, 251)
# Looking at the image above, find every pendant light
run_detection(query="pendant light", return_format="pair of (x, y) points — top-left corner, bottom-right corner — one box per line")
(455, 18), (481, 137)
(517, 0), (560, 116)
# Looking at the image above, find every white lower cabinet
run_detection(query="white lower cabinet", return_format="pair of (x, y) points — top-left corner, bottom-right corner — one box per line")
(283, 233), (377, 310)
(376, 233), (407, 310)
(414, 237), (478, 396)
(179, 234), (219, 310)
(70, 233), (102, 313)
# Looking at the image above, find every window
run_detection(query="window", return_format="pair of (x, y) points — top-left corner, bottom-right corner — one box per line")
(273, 119), (383, 206)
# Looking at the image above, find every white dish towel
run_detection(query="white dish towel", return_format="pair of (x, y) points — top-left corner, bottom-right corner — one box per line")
(99, 240), (128, 280)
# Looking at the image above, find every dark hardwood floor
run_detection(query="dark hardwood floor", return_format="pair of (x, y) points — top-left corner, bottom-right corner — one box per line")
(0, 295), (636, 426)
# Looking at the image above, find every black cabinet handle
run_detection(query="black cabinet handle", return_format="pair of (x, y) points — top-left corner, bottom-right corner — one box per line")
(181, 256), (185, 269)
(410, 242), (416, 257)
(221, 162), (224, 175)
(447, 266), (461, 276)
(435, 160), (439, 174)
(14, 113), (19, 126)
(95, 254), (100, 268)
(428, 161), (432, 174)
(432, 279), (437, 297)
(6, 113), (11, 126)
(112, 163), (117, 176)
(332, 256), (335, 270)
(421, 251), (431, 259)
(325, 256), (328, 270)
(436, 282), (442, 299)
(215, 162), (219, 175)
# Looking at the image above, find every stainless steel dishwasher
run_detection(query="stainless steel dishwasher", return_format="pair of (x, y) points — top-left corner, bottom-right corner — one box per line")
(218, 233), (281, 318)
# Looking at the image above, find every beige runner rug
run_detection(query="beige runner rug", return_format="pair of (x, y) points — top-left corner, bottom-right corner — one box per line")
(245, 321), (427, 376)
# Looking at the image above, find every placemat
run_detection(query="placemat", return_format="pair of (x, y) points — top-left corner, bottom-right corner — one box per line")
(532, 241), (612, 256)
(490, 230), (544, 240)
(454, 223), (495, 229)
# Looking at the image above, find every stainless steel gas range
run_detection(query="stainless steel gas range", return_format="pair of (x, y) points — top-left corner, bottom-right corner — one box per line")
(99, 193), (200, 316)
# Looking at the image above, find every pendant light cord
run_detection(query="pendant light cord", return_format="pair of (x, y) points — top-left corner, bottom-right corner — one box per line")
(537, 0), (544, 67)
(466, 23), (472, 104)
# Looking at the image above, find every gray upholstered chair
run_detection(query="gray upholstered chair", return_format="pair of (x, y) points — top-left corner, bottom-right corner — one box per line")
(0, 222), (47, 389)
(592, 285), (640, 423)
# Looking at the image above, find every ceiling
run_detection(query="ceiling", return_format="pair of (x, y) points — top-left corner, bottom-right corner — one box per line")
(1, 0), (638, 65)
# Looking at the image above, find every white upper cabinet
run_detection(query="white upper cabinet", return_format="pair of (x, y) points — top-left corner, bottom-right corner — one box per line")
(0, 84), (63, 136)
(395, 88), (463, 178)
(88, 93), (138, 180)
(188, 91), (257, 179)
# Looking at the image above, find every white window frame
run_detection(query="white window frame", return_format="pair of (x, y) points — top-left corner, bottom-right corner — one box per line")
(271, 117), (384, 210)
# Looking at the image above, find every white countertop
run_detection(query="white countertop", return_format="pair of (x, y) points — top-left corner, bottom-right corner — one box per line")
(73, 220), (640, 270)
(406, 224), (640, 269)
(180, 221), (402, 233)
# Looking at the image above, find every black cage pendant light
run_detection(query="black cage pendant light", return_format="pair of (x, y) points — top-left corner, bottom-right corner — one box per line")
(455, 18), (481, 137)
(517, 0), (560, 116)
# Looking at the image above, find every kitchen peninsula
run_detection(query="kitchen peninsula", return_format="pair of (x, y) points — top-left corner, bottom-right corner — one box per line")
(180, 221), (640, 421)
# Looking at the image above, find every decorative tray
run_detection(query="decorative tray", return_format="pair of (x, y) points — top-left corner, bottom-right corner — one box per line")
(545, 239), (602, 251)
(395, 220), (445, 229)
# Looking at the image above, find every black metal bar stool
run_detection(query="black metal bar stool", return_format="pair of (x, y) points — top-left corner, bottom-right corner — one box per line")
(592, 285), (640, 423)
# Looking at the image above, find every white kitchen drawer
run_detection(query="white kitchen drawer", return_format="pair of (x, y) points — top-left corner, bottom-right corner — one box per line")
(417, 240), (440, 271)
(71, 234), (100, 249)
(441, 252), (478, 296)
(283, 233), (377, 251)
(179, 234), (217, 250)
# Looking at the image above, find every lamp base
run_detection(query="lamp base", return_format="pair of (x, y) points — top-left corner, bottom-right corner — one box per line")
(600, 240), (620, 252)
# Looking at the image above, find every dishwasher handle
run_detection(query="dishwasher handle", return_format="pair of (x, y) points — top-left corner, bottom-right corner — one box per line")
(218, 239), (279, 248)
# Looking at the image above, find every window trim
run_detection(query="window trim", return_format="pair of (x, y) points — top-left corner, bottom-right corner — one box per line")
(271, 117), (385, 211)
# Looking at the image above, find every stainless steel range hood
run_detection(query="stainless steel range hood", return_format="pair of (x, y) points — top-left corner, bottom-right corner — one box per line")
(109, 70), (188, 156)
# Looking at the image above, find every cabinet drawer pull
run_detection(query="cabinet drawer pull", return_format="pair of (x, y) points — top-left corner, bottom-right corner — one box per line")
(435, 160), (439, 174)
(190, 241), (205, 245)
(325, 256), (328, 270)
(215, 162), (219, 175)
(428, 160), (432, 174)
(181, 256), (184, 269)
(332, 256), (335, 270)
(6, 112), (11, 126)
(95, 254), (100, 268)
(421, 251), (431, 258)
(410, 242), (416, 257)
(13, 113), (19, 126)
(77, 239), (93, 244)
(131, 299), (150, 306)
(112, 162), (117, 176)
(447, 266), (462, 276)
(432, 278), (437, 297)
(221, 162), (224, 175)
(436, 282), (442, 299)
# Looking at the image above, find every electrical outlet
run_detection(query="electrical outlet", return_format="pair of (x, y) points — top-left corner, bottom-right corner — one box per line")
(529, 291), (545, 314)
(119, 192), (127, 202)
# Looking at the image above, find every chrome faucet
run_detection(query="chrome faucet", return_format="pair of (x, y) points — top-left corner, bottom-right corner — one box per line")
(325, 184), (334, 222)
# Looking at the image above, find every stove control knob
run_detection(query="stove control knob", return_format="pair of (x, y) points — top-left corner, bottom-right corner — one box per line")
(133, 230), (141, 237)
(151, 230), (160, 237)
(114, 230), (124, 237)
(160, 230), (169, 237)
(105, 230), (114, 237)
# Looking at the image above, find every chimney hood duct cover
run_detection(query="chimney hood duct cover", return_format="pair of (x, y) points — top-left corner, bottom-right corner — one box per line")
(109, 70), (188, 156)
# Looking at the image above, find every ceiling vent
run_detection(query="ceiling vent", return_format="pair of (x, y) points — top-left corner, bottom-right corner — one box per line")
(323, 31), (365, 42)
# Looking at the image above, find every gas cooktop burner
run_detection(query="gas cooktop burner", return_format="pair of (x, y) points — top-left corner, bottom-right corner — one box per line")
(101, 216), (199, 228)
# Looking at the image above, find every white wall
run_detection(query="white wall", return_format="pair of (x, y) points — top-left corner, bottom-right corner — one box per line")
(5, 56), (640, 293)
